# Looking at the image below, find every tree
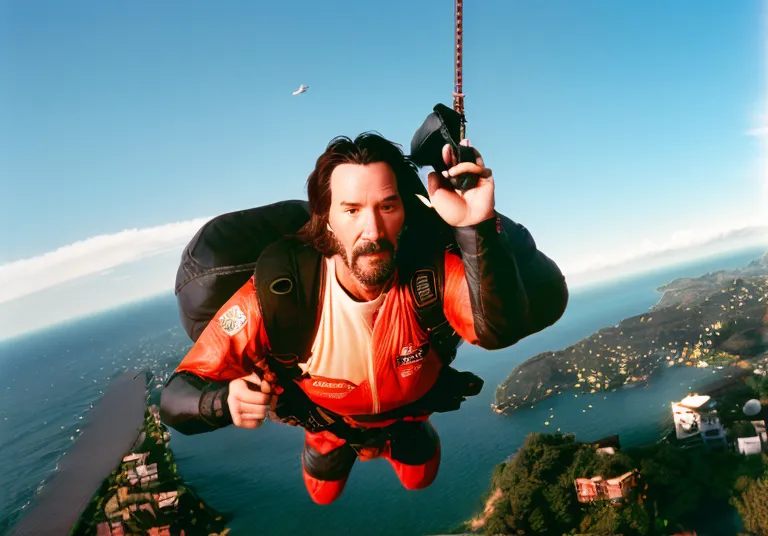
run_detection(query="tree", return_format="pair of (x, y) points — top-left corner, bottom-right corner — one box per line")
(478, 433), (766, 535)
(578, 501), (650, 536)
(732, 478), (768, 535)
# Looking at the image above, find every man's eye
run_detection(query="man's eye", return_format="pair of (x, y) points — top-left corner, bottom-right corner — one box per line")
(345, 208), (358, 215)
(381, 204), (393, 211)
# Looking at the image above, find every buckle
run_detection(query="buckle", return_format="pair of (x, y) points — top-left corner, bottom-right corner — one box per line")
(277, 414), (303, 427)
(314, 407), (336, 425)
(305, 414), (327, 432)
(302, 406), (337, 433)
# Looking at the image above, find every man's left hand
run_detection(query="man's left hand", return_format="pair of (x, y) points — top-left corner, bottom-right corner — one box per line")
(426, 139), (495, 228)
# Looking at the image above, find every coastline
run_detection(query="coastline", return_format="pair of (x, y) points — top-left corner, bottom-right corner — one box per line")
(493, 255), (768, 417)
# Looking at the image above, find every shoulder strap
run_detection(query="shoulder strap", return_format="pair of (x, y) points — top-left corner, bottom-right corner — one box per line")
(254, 238), (350, 433)
(254, 238), (324, 378)
(407, 246), (462, 365)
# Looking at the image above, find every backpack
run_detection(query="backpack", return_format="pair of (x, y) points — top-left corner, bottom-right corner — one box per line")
(175, 199), (313, 342)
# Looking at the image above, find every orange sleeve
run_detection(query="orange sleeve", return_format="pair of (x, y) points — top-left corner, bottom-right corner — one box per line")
(443, 250), (479, 345)
(175, 277), (268, 382)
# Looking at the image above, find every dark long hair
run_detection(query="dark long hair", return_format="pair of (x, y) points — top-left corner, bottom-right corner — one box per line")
(296, 132), (439, 256)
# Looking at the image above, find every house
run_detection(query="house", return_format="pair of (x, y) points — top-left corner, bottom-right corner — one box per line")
(575, 477), (602, 503)
(737, 436), (762, 455)
(574, 470), (638, 503)
(733, 420), (768, 455)
(588, 434), (621, 456)
(153, 490), (179, 509)
(671, 395), (728, 449)
(121, 452), (148, 465)
(603, 471), (637, 500)
(672, 395), (707, 439)
(96, 521), (125, 536)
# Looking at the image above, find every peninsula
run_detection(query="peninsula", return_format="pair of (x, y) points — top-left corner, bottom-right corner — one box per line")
(493, 252), (768, 415)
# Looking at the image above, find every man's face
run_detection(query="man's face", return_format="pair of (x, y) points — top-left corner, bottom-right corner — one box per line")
(327, 162), (405, 288)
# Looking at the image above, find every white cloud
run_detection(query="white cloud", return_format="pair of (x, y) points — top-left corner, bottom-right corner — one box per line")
(559, 223), (768, 276)
(3, 216), (766, 304)
(0, 217), (211, 304)
(0, 215), (766, 342)
(747, 126), (768, 136)
(559, 223), (768, 289)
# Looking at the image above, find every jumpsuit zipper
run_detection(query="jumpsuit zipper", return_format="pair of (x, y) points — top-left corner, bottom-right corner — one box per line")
(369, 308), (380, 414)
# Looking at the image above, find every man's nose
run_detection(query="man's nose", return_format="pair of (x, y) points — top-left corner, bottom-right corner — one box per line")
(360, 211), (383, 240)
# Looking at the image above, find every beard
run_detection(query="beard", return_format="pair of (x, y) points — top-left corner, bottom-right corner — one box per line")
(330, 233), (398, 288)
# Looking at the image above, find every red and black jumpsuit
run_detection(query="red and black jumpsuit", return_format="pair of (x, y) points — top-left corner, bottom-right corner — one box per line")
(160, 215), (568, 504)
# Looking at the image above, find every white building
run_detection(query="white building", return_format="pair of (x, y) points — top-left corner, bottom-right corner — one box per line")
(734, 420), (767, 456)
(737, 436), (762, 455)
(671, 395), (727, 448)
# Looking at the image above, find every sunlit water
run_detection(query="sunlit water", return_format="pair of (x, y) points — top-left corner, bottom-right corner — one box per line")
(0, 248), (763, 535)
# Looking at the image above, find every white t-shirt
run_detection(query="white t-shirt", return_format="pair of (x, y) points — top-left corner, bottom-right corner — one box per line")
(299, 256), (386, 387)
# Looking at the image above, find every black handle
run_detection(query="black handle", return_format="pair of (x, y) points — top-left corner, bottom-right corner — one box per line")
(449, 144), (479, 191)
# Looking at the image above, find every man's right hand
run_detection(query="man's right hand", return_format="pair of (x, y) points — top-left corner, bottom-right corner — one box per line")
(228, 372), (275, 429)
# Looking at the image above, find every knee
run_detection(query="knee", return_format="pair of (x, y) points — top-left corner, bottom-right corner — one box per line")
(388, 443), (441, 490)
(302, 432), (357, 481)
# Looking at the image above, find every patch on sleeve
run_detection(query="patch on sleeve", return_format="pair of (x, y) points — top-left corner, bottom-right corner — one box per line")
(219, 305), (247, 336)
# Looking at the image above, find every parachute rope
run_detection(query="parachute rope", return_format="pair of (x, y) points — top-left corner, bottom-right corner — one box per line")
(453, 0), (466, 140)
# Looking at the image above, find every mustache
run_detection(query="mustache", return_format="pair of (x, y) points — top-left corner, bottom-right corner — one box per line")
(353, 239), (395, 258)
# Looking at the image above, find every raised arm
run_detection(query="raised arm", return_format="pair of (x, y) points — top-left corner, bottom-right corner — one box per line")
(443, 214), (568, 350)
(425, 141), (567, 350)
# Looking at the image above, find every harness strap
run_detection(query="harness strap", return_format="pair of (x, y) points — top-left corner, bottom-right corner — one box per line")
(254, 238), (479, 440)
(408, 263), (462, 365)
(254, 238), (323, 379)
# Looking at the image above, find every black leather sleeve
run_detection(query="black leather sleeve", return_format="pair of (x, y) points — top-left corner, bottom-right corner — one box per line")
(453, 213), (568, 349)
(159, 371), (233, 435)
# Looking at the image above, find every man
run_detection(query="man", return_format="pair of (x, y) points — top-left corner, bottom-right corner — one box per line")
(160, 132), (568, 504)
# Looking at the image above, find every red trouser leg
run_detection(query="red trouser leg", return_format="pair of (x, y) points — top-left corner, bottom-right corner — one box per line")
(383, 418), (441, 490)
(301, 430), (357, 505)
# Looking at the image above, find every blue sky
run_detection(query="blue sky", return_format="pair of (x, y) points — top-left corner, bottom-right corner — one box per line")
(1, 0), (766, 340)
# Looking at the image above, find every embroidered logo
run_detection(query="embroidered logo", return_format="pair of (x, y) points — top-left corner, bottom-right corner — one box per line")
(396, 343), (427, 367)
(312, 380), (355, 390)
(219, 305), (247, 336)
(306, 377), (356, 399)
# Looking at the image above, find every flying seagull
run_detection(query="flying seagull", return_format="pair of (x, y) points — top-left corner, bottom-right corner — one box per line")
(292, 84), (310, 95)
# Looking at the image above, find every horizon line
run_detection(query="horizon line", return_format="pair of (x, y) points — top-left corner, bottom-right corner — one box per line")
(0, 242), (764, 346)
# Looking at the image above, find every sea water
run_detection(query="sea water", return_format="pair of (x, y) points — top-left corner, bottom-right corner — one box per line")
(0, 247), (762, 535)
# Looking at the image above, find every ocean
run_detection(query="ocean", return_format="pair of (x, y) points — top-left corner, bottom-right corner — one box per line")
(0, 247), (764, 536)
